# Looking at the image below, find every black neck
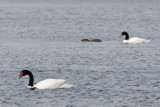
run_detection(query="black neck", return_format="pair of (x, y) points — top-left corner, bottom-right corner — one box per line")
(27, 71), (34, 86)
(124, 34), (129, 40)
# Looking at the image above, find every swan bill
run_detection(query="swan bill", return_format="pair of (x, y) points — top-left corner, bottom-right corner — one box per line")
(19, 76), (22, 79)
(19, 72), (23, 79)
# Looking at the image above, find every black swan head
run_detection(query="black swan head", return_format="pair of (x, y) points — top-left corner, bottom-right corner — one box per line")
(19, 70), (34, 87)
(120, 31), (129, 40)
(19, 70), (30, 78)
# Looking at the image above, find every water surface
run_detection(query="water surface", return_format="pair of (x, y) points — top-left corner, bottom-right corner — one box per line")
(0, 1), (160, 107)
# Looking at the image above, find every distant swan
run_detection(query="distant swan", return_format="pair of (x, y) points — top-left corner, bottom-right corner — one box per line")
(81, 38), (102, 42)
(19, 70), (72, 90)
(120, 31), (150, 44)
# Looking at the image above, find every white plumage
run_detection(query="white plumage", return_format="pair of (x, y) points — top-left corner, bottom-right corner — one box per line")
(123, 37), (150, 44)
(34, 79), (72, 89)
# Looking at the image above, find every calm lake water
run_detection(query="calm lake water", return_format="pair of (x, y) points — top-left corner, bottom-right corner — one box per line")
(0, 0), (160, 107)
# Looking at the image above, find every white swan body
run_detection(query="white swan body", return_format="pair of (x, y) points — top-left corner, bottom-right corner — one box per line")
(34, 79), (72, 89)
(123, 37), (150, 44)
(19, 70), (73, 90)
(120, 31), (150, 44)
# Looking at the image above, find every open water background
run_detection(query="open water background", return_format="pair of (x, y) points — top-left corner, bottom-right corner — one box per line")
(0, 0), (160, 107)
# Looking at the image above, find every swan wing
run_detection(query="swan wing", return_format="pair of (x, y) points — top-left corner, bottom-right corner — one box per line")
(123, 37), (150, 43)
(58, 83), (73, 89)
(130, 37), (150, 43)
(34, 79), (66, 89)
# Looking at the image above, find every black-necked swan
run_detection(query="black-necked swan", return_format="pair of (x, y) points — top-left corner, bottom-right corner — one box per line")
(19, 70), (73, 90)
(120, 31), (150, 44)
(81, 38), (102, 42)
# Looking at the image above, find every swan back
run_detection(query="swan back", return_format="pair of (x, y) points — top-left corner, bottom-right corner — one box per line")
(123, 37), (150, 44)
(34, 79), (67, 89)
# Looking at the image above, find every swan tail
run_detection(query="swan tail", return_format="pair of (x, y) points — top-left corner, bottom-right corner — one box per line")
(58, 84), (73, 89)
(146, 40), (150, 43)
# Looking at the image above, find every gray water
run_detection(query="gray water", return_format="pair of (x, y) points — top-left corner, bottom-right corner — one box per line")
(0, 0), (160, 107)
